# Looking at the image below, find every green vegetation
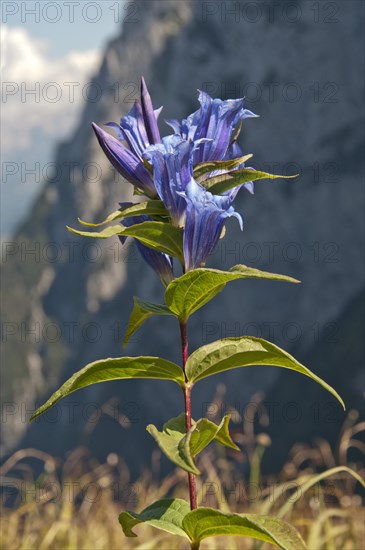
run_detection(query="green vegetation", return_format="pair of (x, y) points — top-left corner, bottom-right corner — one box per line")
(2, 401), (363, 549)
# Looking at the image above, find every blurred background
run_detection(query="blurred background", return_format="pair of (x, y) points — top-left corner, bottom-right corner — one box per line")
(1, 0), (364, 547)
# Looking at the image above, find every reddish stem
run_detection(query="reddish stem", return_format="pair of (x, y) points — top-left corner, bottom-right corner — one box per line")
(179, 320), (197, 511)
(180, 321), (189, 370)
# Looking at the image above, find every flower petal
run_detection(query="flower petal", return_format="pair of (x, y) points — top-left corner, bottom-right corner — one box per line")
(92, 123), (155, 196)
(180, 91), (258, 164)
(165, 119), (182, 134)
(181, 179), (243, 271)
(141, 77), (161, 144)
(119, 100), (150, 158)
(144, 136), (194, 225)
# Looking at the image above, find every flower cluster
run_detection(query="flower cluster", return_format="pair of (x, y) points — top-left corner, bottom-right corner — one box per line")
(92, 78), (257, 282)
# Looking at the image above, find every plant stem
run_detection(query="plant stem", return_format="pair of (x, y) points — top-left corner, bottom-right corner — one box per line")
(179, 320), (197, 511)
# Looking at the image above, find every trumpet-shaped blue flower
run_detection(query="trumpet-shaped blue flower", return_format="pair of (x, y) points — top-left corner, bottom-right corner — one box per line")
(167, 90), (257, 164)
(144, 133), (244, 271)
(119, 204), (174, 286)
(92, 78), (162, 197)
(180, 179), (243, 271)
(143, 135), (201, 226)
(92, 122), (155, 196)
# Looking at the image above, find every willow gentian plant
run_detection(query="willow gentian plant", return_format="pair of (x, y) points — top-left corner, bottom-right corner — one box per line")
(31, 78), (345, 550)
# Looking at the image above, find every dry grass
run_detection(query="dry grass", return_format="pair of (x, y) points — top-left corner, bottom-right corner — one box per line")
(1, 395), (364, 550)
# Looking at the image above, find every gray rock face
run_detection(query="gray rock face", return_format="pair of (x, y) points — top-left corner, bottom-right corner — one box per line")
(2, 0), (364, 472)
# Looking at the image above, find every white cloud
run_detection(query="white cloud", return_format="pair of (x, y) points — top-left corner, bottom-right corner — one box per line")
(1, 25), (101, 154)
(1, 26), (102, 237)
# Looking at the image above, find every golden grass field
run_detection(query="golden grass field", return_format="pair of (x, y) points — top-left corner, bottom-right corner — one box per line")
(1, 394), (364, 550)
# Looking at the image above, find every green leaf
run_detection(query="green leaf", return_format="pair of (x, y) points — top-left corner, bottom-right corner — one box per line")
(67, 224), (124, 238)
(123, 297), (175, 347)
(193, 154), (253, 180)
(212, 414), (240, 450)
(119, 498), (190, 539)
(133, 187), (146, 196)
(30, 357), (184, 421)
(182, 509), (307, 549)
(186, 419), (221, 456)
(77, 200), (168, 227)
(165, 265), (300, 321)
(203, 168), (297, 195)
(184, 415), (239, 458)
(147, 414), (200, 475)
(118, 501), (308, 549)
(147, 413), (238, 475)
(185, 337), (345, 410)
(67, 220), (184, 262)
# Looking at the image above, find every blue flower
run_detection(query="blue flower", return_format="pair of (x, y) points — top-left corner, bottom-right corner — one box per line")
(92, 83), (255, 277)
(140, 76), (162, 145)
(92, 78), (162, 197)
(119, 204), (174, 286)
(167, 91), (257, 164)
(180, 179), (243, 271)
(92, 122), (155, 196)
(144, 133), (244, 271)
(143, 135), (196, 226)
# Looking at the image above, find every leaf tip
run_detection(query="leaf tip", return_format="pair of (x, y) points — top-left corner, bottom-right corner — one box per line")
(330, 390), (345, 411)
(118, 513), (138, 538)
(77, 217), (92, 227)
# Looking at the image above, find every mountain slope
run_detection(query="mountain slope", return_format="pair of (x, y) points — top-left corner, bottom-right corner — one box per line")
(2, 0), (363, 472)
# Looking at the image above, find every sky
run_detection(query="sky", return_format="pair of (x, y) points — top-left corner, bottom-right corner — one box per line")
(1, 1), (122, 238)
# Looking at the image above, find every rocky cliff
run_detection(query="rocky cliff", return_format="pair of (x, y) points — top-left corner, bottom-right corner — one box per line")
(2, 0), (364, 473)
